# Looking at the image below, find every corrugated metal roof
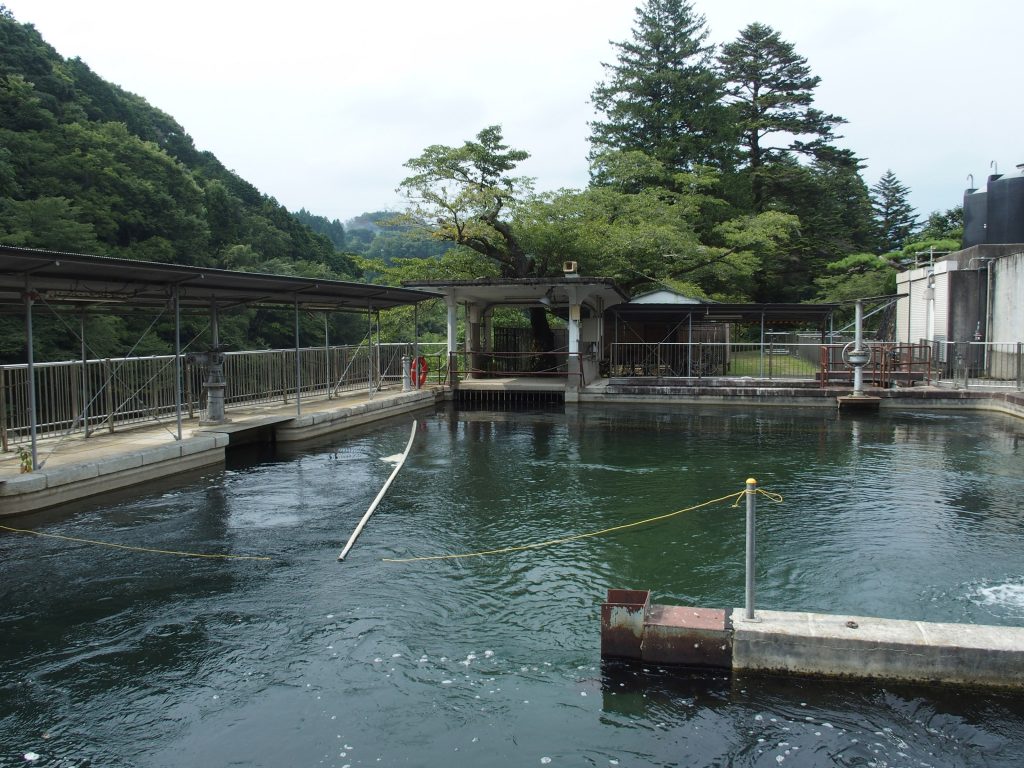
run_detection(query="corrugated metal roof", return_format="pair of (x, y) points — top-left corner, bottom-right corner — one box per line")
(0, 245), (435, 313)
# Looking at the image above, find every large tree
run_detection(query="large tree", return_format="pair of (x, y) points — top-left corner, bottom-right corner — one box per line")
(718, 22), (845, 211)
(756, 149), (875, 301)
(589, 0), (732, 175)
(517, 150), (798, 301)
(398, 125), (535, 277)
(870, 169), (919, 253)
(397, 126), (559, 352)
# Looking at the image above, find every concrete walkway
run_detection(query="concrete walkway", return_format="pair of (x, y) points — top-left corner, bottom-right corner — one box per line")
(600, 591), (1024, 690)
(0, 386), (439, 515)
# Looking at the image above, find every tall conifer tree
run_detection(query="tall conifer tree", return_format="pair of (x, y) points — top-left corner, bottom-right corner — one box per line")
(718, 22), (845, 211)
(589, 0), (732, 175)
(871, 170), (919, 253)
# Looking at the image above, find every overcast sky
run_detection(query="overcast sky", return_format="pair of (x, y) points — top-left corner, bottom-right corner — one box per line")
(7, 0), (1024, 225)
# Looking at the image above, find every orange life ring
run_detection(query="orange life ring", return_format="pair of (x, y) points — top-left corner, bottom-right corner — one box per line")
(410, 355), (429, 388)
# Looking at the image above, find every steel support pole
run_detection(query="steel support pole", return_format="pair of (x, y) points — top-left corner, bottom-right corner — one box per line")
(294, 296), (302, 417)
(81, 310), (90, 438)
(366, 306), (373, 400)
(24, 289), (38, 470)
(414, 303), (420, 359)
(174, 287), (183, 441)
(1017, 342), (1022, 391)
(853, 299), (865, 395)
(759, 313), (765, 378)
(324, 312), (330, 399)
(744, 477), (757, 621)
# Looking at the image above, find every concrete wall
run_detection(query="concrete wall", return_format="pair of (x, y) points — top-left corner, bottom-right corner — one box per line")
(992, 251), (1024, 342)
(948, 269), (985, 343)
(899, 246), (1024, 348)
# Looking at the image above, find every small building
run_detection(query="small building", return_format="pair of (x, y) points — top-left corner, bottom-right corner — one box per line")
(404, 274), (629, 392)
(896, 244), (1024, 379)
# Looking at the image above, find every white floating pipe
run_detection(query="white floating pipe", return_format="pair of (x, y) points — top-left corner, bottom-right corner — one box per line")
(337, 421), (418, 561)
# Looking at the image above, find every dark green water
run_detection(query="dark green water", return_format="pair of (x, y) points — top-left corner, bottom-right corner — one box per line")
(2, 404), (1024, 767)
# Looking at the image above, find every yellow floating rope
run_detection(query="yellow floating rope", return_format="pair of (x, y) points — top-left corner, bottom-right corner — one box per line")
(384, 486), (783, 563)
(0, 524), (273, 561)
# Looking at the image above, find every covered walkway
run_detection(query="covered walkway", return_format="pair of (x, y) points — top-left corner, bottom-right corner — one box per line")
(0, 245), (435, 471)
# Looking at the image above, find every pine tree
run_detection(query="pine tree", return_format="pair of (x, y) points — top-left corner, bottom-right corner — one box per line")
(589, 0), (732, 175)
(871, 170), (919, 253)
(718, 22), (845, 211)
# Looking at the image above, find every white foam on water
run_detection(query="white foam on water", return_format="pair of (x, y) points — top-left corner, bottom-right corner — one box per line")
(23, 754), (40, 763)
(973, 582), (1024, 611)
(380, 454), (404, 464)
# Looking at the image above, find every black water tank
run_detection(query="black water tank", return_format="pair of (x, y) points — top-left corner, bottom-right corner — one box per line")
(962, 187), (987, 247)
(985, 165), (1024, 244)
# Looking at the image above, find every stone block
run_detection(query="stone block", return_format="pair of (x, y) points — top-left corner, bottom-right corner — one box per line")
(140, 444), (183, 465)
(94, 453), (144, 474)
(45, 462), (100, 488)
(180, 435), (217, 456)
(0, 473), (48, 495)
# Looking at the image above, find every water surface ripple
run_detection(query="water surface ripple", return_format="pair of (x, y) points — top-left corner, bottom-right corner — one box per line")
(1, 404), (1023, 766)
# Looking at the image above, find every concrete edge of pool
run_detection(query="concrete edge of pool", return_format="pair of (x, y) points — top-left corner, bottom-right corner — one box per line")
(3, 384), (1022, 516)
(0, 388), (439, 516)
(600, 589), (1024, 690)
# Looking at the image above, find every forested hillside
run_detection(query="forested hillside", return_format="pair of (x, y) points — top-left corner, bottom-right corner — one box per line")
(0, 7), (372, 363)
(0, 7), (353, 279)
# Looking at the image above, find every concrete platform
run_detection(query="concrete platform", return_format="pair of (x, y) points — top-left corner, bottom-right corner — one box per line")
(455, 376), (568, 393)
(600, 591), (1024, 689)
(733, 609), (1024, 689)
(1, 387), (440, 516)
(837, 394), (882, 411)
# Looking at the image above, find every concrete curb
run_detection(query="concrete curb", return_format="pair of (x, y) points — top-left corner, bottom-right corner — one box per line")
(600, 592), (1024, 690)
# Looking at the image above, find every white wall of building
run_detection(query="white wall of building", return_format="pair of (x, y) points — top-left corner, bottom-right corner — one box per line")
(896, 261), (957, 344)
(991, 251), (1024, 342)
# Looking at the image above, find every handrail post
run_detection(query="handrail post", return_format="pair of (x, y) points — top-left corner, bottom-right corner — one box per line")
(745, 477), (757, 621)
(0, 366), (8, 453)
(103, 359), (114, 433)
(1017, 342), (1022, 391)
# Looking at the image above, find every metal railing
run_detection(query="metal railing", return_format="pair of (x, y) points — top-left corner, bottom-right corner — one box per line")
(610, 341), (940, 388)
(931, 341), (1024, 389)
(1, 341), (449, 450)
(610, 342), (824, 380)
(819, 343), (932, 387)
(460, 348), (571, 376)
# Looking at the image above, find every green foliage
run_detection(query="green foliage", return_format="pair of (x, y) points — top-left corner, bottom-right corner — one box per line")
(398, 125), (535, 277)
(0, 10), (346, 275)
(294, 208), (346, 249)
(871, 170), (919, 253)
(897, 238), (961, 264)
(813, 252), (897, 304)
(0, 10), (366, 362)
(719, 22), (845, 211)
(917, 206), (963, 242)
(590, 0), (733, 173)
(0, 195), (99, 250)
(754, 150), (876, 301)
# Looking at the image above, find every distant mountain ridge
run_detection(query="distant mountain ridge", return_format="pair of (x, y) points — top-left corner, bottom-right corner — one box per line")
(0, 6), (354, 278)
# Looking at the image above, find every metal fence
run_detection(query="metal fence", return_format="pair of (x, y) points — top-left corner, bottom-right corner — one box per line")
(931, 341), (1023, 389)
(610, 340), (945, 388)
(1, 342), (449, 450)
(610, 342), (824, 380)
